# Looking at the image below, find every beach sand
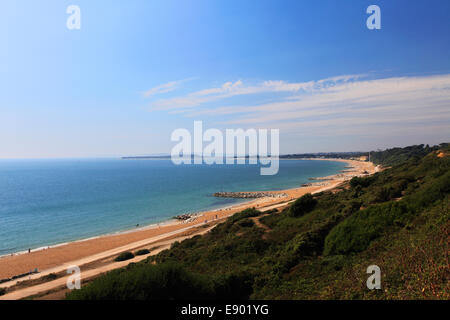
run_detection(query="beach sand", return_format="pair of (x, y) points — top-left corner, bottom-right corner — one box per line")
(0, 159), (377, 282)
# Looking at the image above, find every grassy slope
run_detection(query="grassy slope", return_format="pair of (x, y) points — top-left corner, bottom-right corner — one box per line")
(67, 145), (449, 300)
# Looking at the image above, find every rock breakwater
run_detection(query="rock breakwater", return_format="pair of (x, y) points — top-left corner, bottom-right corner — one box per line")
(213, 191), (288, 199)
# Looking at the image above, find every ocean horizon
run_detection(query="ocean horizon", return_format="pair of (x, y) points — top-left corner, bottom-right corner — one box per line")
(0, 158), (346, 256)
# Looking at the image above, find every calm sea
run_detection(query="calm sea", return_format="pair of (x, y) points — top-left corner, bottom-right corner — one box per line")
(0, 159), (346, 255)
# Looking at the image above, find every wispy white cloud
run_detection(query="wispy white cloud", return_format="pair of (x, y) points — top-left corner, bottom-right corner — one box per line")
(149, 74), (364, 111)
(145, 74), (450, 146)
(219, 74), (450, 126)
(175, 74), (449, 137)
(143, 78), (193, 98)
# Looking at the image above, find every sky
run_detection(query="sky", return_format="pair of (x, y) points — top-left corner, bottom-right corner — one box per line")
(0, 0), (449, 158)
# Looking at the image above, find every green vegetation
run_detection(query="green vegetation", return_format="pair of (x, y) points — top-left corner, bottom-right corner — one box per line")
(42, 273), (58, 281)
(288, 193), (317, 217)
(135, 249), (150, 256)
(114, 251), (134, 262)
(66, 262), (252, 300)
(67, 144), (449, 300)
(370, 143), (449, 166)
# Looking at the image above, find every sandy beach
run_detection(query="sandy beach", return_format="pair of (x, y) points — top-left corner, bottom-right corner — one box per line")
(0, 158), (377, 299)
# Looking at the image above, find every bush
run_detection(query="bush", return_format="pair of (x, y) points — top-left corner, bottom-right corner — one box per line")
(350, 176), (376, 188)
(325, 168), (450, 256)
(323, 202), (409, 255)
(43, 273), (58, 281)
(373, 187), (391, 203)
(212, 272), (254, 300)
(370, 144), (440, 166)
(238, 219), (255, 228)
(320, 255), (346, 271)
(0, 288), (5, 296)
(114, 251), (135, 262)
(343, 200), (362, 216)
(135, 249), (150, 256)
(229, 208), (261, 223)
(66, 262), (253, 300)
(66, 262), (213, 300)
(288, 194), (317, 217)
(408, 170), (450, 210)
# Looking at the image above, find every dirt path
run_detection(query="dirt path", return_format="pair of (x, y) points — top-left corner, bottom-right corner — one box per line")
(251, 216), (270, 231)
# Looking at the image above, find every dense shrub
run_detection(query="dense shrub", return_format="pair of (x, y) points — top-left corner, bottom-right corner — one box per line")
(350, 176), (376, 188)
(67, 263), (212, 300)
(272, 213), (347, 275)
(229, 208), (261, 223)
(323, 202), (410, 255)
(320, 255), (347, 271)
(370, 144), (441, 166)
(212, 272), (254, 300)
(114, 251), (135, 262)
(342, 200), (362, 216)
(372, 187), (391, 203)
(237, 219), (255, 228)
(66, 262), (253, 300)
(0, 288), (5, 296)
(43, 273), (58, 281)
(325, 163), (450, 256)
(135, 249), (150, 256)
(288, 194), (317, 217)
(408, 170), (450, 210)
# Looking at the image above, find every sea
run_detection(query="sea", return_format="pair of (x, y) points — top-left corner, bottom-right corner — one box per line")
(0, 158), (346, 256)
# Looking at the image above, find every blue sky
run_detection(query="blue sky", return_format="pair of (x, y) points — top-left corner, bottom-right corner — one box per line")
(1, 0), (449, 158)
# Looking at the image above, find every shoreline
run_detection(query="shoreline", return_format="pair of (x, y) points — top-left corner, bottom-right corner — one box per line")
(0, 158), (377, 281)
(0, 198), (253, 260)
(0, 158), (339, 259)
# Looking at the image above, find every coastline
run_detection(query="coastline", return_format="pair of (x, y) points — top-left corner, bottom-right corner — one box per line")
(0, 158), (342, 259)
(0, 158), (377, 282)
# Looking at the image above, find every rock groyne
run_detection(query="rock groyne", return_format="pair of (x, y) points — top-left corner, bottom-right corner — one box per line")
(213, 191), (288, 199)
